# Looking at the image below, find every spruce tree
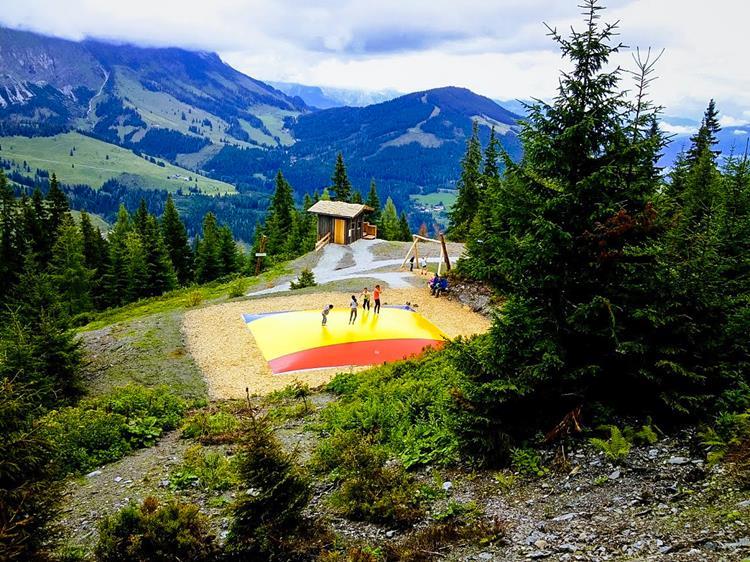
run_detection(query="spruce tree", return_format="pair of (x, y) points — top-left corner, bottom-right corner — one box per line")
(483, 126), (501, 183)
(50, 217), (94, 315)
(218, 225), (240, 276)
(0, 171), (21, 295)
(457, 0), (688, 461)
(365, 179), (382, 225)
(125, 231), (149, 301)
(161, 194), (193, 285)
(134, 198), (149, 236)
(266, 171), (295, 256)
(320, 188), (331, 201)
(21, 188), (48, 258)
(45, 173), (69, 239)
(331, 153), (353, 202)
(687, 99), (721, 164)
(142, 214), (177, 296)
(351, 190), (363, 204)
(448, 121), (482, 240)
(379, 197), (400, 240)
(398, 212), (411, 241)
(194, 212), (222, 283)
(104, 205), (132, 307)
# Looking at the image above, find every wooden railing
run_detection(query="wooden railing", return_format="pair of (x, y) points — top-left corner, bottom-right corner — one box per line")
(363, 222), (378, 238)
(315, 232), (331, 251)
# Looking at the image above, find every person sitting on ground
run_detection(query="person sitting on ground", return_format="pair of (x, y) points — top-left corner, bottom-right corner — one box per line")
(321, 304), (333, 326)
(349, 295), (358, 324)
(429, 273), (440, 296)
(361, 287), (371, 311)
(435, 276), (449, 297)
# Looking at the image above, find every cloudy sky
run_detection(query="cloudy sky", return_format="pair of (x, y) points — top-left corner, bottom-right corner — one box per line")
(1, 0), (748, 123)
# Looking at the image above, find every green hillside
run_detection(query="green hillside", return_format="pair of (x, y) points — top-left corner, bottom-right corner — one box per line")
(0, 132), (236, 194)
(70, 210), (112, 232)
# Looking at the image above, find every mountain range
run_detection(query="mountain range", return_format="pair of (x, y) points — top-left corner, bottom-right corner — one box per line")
(0, 25), (522, 214)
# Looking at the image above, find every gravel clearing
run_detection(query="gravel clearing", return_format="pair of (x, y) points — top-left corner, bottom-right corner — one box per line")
(183, 286), (491, 398)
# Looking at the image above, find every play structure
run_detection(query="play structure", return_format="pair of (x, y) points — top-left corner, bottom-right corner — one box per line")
(308, 200), (377, 246)
(401, 234), (453, 275)
(243, 306), (446, 374)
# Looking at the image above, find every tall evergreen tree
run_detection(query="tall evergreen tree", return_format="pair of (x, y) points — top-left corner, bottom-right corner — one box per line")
(0, 170), (21, 296)
(448, 121), (483, 240)
(104, 205), (132, 307)
(161, 194), (193, 285)
(21, 188), (48, 258)
(365, 179), (382, 225)
(266, 171), (295, 256)
(134, 198), (150, 236)
(351, 190), (363, 204)
(379, 197), (400, 240)
(398, 212), (411, 241)
(218, 225), (240, 276)
(124, 231), (149, 301)
(686, 99), (721, 164)
(142, 214), (177, 296)
(50, 217), (94, 315)
(330, 153), (353, 202)
(79, 211), (109, 308)
(456, 0), (689, 461)
(483, 126), (501, 183)
(320, 188), (331, 201)
(194, 212), (222, 283)
(45, 173), (69, 239)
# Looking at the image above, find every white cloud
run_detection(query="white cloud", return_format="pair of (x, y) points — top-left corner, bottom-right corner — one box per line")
(0, 0), (748, 119)
(660, 122), (697, 136)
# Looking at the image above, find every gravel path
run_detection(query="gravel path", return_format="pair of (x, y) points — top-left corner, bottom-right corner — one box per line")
(249, 239), (461, 296)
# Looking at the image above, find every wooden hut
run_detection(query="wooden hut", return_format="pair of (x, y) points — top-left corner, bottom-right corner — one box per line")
(307, 201), (376, 245)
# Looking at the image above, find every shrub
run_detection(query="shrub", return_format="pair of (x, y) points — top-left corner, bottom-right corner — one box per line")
(315, 432), (424, 526)
(510, 448), (548, 477)
(95, 496), (218, 562)
(185, 290), (204, 307)
(319, 350), (463, 469)
(227, 278), (249, 298)
(41, 385), (186, 474)
(227, 416), (315, 559)
(290, 268), (316, 290)
(181, 409), (240, 443)
(42, 407), (130, 473)
(701, 410), (750, 484)
(171, 445), (238, 491)
(590, 426), (631, 464)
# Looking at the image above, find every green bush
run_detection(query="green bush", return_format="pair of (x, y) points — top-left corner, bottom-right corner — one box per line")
(41, 385), (186, 474)
(185, 290), (204, 307)
(171, 445), (238, 491)
(590, 426), (631, 464)
(624, 424), (659, 446)
(227, 277), (249, 298)
(95, 496), (218, 562)
(315, 432), (424, 526)
(510, 448), (548, 477)
(701, 410), (750, 466)
(320, 350), (463, 468)
(290, 268), (316, 290)
(181, 409), (240, 443)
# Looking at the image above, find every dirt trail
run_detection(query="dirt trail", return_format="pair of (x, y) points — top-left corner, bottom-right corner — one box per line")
(183, 287), (490, 398)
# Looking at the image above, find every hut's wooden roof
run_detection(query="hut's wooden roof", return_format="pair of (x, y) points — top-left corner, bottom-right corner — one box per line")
(307, 200), (373, 218)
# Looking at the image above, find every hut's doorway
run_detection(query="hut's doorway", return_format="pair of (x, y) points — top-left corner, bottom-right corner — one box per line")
(334, 218), (346, 244)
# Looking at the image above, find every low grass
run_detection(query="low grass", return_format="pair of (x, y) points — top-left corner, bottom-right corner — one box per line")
(0, 132), (235, 194)
(79, 267), (288, 331)
(70, 210), (112, 231)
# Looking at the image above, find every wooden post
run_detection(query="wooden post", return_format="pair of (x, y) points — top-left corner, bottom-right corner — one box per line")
(254, 235), (268, 276)
(439, 234), (451, 272)
(414, 238), (419, 273)
(400, 236), (418, 270)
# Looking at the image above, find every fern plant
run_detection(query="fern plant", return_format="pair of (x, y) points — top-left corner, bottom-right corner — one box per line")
(590, 426), (631, 464)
